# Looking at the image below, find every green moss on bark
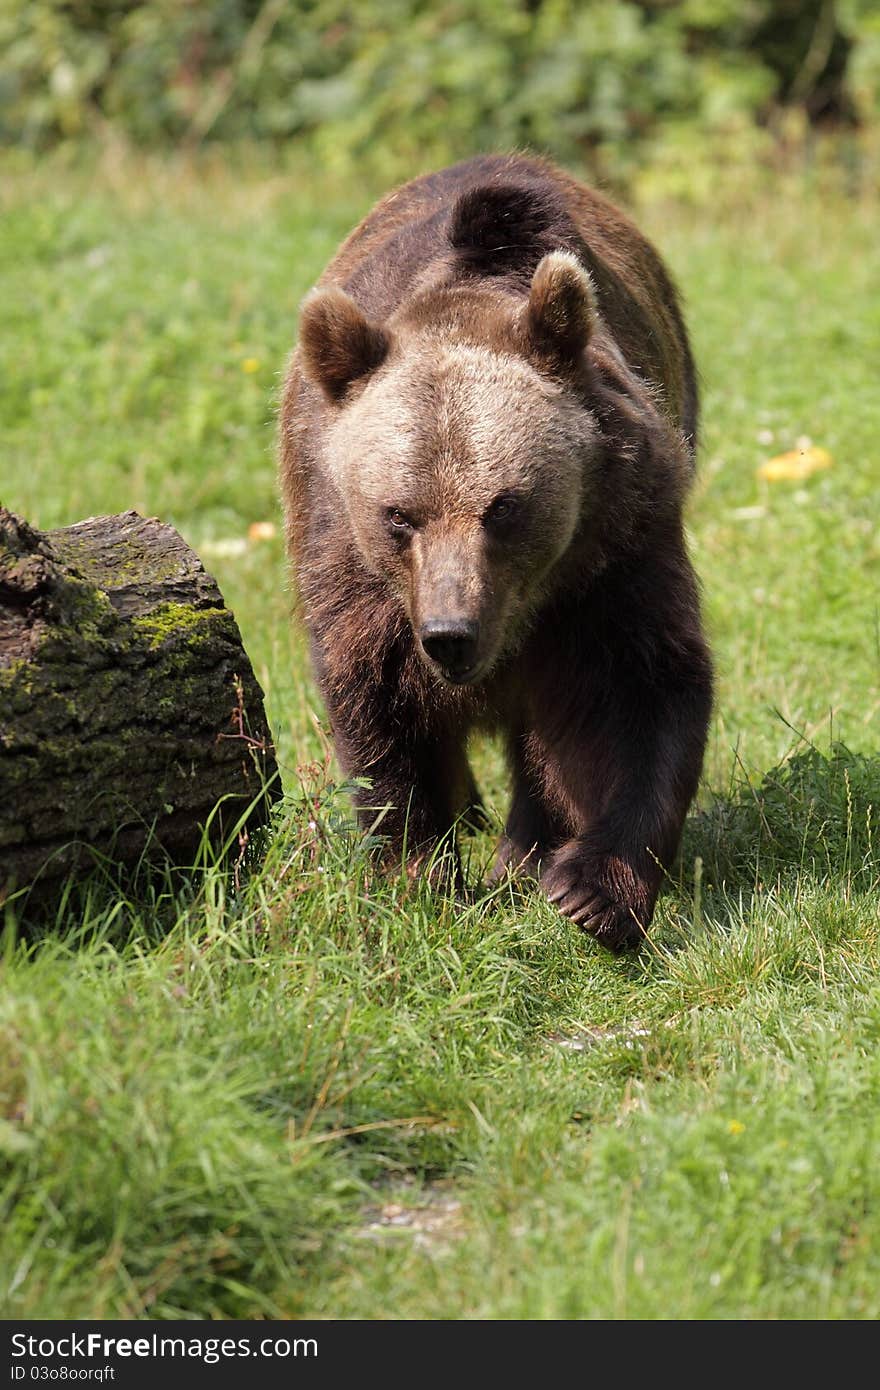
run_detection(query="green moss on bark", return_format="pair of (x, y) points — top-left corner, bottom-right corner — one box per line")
(131, 601), (229, 650)
(1, 508), (279, 896)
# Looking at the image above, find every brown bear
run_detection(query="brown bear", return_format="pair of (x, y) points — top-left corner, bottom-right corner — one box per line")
(279, 154), (712, 950)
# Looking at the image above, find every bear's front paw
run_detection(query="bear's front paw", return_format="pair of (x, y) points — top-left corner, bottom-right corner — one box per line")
(541, 844), (653, 951)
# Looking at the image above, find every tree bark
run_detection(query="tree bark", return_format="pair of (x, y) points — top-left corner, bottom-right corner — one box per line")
(0, 508), (279, 900)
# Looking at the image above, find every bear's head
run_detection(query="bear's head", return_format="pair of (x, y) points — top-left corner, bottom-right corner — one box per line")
(297, 249), (600, 686)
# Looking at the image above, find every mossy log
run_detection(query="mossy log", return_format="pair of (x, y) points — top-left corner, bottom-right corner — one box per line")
(0, 507), (279, 899)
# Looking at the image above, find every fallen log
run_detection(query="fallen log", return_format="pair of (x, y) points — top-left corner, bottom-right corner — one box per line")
(0, 507), (279, 900)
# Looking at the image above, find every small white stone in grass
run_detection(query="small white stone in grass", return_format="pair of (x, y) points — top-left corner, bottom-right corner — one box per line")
(550, 1034), (591, 1052)
(546, 1022), (651, 1051)
(201, 537), (248, 558)
(730, 505), (766, 521)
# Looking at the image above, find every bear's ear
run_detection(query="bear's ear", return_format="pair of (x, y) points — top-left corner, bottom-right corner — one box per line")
(298, 286), (389, 402)
(524, 251), (597, 367)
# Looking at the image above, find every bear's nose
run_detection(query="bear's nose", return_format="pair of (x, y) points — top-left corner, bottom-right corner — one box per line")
(419, 619), (480, 677)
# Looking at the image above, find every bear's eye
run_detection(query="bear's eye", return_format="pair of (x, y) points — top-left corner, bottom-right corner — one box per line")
(483, 494), (520, 529)
(386, 507), (415, 533)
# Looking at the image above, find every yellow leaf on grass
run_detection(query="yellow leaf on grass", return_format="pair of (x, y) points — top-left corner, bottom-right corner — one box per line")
(757, 445), (832, 482)
(247, 521), (277, 542)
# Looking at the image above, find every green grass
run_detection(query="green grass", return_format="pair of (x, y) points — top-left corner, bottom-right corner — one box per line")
(1, 145), (879, 1319)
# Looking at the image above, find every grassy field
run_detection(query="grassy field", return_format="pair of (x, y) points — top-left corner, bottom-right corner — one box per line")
(1, 146), (879, 1319)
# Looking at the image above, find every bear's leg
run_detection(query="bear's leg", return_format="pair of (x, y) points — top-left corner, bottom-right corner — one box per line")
(532, 593), (712, 950)
(538, 695), (710, 947)
(489, 733), (566, 884)
(327, 702), (472, 885)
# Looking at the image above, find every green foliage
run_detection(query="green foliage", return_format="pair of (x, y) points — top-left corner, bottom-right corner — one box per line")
(2, 0), (879, 170)
(688, 743), (880, 896)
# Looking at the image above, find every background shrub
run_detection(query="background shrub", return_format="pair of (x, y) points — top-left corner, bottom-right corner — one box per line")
(2, 0), (878, 172)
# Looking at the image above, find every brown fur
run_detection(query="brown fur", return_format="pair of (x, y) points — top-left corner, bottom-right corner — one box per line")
(279, 154), (712, 950)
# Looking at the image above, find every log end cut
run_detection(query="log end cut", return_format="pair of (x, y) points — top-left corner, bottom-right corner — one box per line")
(0, 508), (280, 900)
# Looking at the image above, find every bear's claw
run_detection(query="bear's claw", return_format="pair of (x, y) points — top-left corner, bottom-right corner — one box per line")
(542, 850), (648, 951)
